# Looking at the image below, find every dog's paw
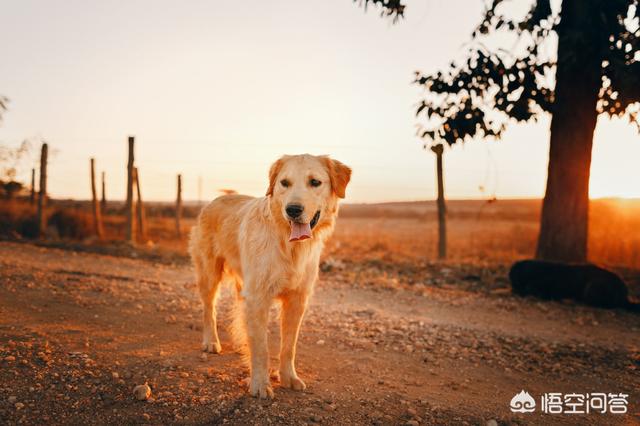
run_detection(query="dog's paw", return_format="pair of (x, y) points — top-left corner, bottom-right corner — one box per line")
(280, 373), (306, 391)
(249, 380), (274, 399)
(201, 340), (222, 354)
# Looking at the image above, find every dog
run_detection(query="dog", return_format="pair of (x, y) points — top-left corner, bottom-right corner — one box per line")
(509, 259), (638, 311)
(189, 154), (351, 398)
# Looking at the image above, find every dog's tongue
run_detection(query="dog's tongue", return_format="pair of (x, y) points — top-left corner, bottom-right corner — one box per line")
(289, 222), (312, 242)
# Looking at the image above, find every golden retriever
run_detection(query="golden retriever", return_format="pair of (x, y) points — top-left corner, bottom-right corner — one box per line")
(189, 154), (351, 398)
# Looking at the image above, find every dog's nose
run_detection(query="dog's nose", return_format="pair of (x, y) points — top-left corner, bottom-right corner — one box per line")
(286, 204), (304, 219)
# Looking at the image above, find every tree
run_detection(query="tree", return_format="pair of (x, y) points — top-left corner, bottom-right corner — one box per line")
(359, 0), (640, 262)
(355, 0), (405, 21)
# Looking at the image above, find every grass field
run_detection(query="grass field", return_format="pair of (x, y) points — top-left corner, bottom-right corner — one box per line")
(331, 198), (640, 269)
(3, 197), (640, 270)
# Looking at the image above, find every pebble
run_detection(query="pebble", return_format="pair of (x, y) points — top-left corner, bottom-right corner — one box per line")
(8, 396), (17, 403)
(4, 356), (16, 362)
(15, 402), (25, 410)
(486, 420), (498, 426)
(133, 384), (152, 401)
(200, 353), (208, 362)
(316, 340), (325, 346)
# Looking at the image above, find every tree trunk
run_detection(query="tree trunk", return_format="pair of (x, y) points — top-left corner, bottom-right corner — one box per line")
(535, 0), (603, 263)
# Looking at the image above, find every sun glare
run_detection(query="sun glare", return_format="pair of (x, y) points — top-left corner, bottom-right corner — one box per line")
(589, 117), (640, 199)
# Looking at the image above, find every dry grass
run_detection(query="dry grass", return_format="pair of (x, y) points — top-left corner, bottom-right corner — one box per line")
(2, 198), (640, 269)
(328, 199), (640, 269)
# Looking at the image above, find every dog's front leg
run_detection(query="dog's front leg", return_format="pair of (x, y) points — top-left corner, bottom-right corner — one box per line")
(244, 297), (274, 398)
(279, 290), (308, 391)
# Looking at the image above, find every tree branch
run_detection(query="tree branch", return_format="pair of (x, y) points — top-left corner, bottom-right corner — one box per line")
(353, 0), (405, 22)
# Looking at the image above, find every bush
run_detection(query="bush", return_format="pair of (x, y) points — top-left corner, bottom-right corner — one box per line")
(0, 201), (36, 238)
(47, 209), (93, 240)
(18, 216), (39, 238)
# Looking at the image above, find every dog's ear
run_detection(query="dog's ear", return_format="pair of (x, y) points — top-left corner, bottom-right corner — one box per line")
(323, 157), (352, 198)
(266, 157), (285, 196)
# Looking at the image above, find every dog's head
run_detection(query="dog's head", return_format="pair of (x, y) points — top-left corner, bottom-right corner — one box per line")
(266, 154), (351, 242)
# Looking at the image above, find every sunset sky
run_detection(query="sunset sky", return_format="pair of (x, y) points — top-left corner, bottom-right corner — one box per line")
(1, 0), (639, 203)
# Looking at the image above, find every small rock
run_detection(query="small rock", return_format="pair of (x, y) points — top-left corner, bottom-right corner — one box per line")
(486, 420), (498, 426)
(180, 372), (189, 378)
(200, 353), (208, 362)
(15, 402), (25, 410)
(112, 372), (119, 379)
(133, 384), (152, 401)
(142, 413), (151, 420)
(8, 396), (17, 403)
(316, 340), (325, 346)
(4, 356), (16, 362)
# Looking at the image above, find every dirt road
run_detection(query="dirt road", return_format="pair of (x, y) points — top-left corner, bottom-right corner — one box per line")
(0, 241), (638, 425)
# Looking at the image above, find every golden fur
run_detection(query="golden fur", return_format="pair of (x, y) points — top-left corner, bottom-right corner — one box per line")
(189, 154), (351, 398)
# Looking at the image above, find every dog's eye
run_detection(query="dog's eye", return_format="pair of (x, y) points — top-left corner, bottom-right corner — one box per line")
(280, 179), (290, 188)
(310, 179), (321, 187)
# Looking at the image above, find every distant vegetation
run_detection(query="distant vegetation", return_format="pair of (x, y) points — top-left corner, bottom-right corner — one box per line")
(2, 198), (640, 270)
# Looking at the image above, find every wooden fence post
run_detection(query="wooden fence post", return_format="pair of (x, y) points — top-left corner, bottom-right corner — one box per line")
(30, 168), (36, 205)
(90, 158), (104, 239)
(175, 174), (182, 238)
(134, 167), (146, 241)
(125, 136), (135, 242)
(431, 144), (446, 259)
(101, 171), (107, 214)
(37, 143), (48, 238)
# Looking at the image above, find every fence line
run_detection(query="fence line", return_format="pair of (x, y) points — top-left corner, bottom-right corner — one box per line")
(90, 157), (104, 239)
(134, 167), (146, 241)
(37, 143), (48, 238)
(175, 174), (182, 238)
(125, 136), (135, 242)
(27, 136), (448, 260)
